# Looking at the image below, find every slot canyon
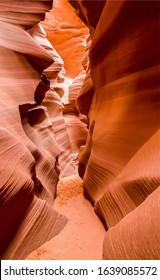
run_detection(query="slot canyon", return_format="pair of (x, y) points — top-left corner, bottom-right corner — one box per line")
(0, 0), (160, 260)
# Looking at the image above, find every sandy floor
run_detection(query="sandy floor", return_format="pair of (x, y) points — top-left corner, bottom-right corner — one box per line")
(26, 175), (105, 260)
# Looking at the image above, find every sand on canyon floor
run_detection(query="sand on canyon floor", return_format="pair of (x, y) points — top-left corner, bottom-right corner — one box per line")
(26, 175), (105, 260)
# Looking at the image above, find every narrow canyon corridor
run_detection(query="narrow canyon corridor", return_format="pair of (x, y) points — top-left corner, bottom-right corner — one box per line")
(0, 0), (160, 261)
(26, 175), (106, 260)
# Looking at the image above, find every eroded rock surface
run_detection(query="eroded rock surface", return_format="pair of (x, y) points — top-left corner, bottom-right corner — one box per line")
(0, 0), (75, 259)
(69, 0), (160, 259)
(1, 0), (160, 260)
(42, 0), (88, 78)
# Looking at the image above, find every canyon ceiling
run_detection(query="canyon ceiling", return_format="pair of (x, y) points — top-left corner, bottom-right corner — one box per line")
(0, 0), (160, 259)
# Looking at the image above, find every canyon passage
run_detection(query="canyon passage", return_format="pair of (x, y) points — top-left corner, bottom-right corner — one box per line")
(0, 0), (160, 260)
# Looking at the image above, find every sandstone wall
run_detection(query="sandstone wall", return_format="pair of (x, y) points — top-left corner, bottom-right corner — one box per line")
(41, 0), (89, 161)
(69, 0), (160, 259)
(0, 0), (76, 259)
(42, 0), (88, 78)
(1, 0), (160, 260)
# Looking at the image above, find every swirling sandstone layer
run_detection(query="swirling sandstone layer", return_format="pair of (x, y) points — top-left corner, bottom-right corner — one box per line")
(63, 71), (88, 155)
(42, 0), (88, 78)
(0, 0), (76, 259)
(69, 0), (160, 259)
(42, 0), (89, 162)
(1, 0), (160, 261)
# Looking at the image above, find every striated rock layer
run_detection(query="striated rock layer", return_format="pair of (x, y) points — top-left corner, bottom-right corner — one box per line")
(63, 71), (88, 154)
(1, 0), (160, 260)
(69, 0), (160, 259)
(0, 0), (76, 259)
(42, 0), (88, 78)
(103, 184), (160, 260)
(42, 0), (90, 163)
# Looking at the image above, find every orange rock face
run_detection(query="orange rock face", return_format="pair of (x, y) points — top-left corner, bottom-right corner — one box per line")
(42, 0), (88, 78)
(0, 0), (76, 259)
(70, 0), (160, 259)
(1, 0), (160, 260)
(41, 0), (90, 157)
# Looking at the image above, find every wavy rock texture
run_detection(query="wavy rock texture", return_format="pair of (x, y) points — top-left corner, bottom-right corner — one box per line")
(69, 0), (160, 259)
(42, 0), (88, 78)
(68, 0), (106, 37)
(62, 34), (92, 164)
(0, 0), (77, 259)
(41, 0), (90, 162)
(63, 71), (88, 155)
(76, 36), (94, 116)
(103, 185), (160, 260)
(1, 0), (160, 261)
(28, 23), (76, 178)
(95, 130), (160, 229)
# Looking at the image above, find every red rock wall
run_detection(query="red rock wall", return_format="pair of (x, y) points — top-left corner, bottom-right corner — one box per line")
(42, 0), (89, 160)
(63, 71), (88, 154)
(0, 0), (76, 259)
(69, 0), (160, 259)
(1, 0), (160, 260)
(42, 0), (88, 78)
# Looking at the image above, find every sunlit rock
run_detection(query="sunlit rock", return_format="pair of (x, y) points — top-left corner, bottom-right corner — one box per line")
(42, 0), (88, 78)
(0, 0), (74, 259)
(69, 0), (160, 259)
